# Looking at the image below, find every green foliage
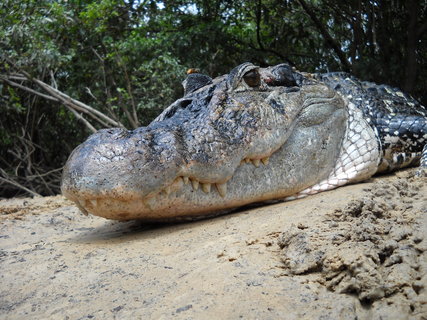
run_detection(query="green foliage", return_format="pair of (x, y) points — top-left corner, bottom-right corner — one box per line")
(0, 0), (426, 197)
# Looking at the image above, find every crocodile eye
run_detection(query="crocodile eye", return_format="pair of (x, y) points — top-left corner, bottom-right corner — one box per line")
(243, 69), (261, 87)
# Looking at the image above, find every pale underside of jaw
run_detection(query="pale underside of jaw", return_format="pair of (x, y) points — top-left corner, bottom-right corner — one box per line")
(72, 154), (275, 221)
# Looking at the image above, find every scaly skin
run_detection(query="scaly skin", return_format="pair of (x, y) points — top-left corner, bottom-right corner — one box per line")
(61, 63), (427, 220)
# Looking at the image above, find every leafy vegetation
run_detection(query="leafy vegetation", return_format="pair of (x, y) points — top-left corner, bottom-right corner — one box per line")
(1, 0), (426, 197)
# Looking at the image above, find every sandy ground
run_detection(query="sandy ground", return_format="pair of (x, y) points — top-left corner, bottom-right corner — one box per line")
(0, 169), (426, 319)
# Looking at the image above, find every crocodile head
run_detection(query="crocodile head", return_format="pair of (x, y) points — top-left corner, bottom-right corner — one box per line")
(61, 63), (348, 220)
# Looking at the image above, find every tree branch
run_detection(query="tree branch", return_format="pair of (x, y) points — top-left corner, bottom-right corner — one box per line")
(229, 35), (297, 66)
(297, 0), (352, 72)
(1, 56), (124, 129)
(32, 77), (123, 127)
(64, 105), (97, 133)
(1, 77), (59, 102)
(0, 169), (41, 198)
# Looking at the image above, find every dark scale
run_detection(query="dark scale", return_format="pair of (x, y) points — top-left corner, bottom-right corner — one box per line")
(315, 73), (427, 173)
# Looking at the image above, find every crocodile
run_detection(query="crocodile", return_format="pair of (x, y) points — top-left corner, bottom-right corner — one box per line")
(61, 63), (427, 221)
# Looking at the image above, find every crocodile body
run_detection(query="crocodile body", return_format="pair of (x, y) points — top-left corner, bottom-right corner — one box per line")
(61, 63), (427, 220)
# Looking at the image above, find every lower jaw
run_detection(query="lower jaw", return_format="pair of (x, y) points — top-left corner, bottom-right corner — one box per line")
(70, 166), (309, 221)
(73, 190), (289, 221)
(76, 197), (237, 221)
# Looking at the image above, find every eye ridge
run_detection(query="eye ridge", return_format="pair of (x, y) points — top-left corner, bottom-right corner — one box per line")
(243, 69), (261, 87)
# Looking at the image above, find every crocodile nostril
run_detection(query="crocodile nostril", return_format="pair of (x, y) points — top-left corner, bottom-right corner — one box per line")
(108, 128), (131, 140)
(180, 99), (192, 108)
(270, 64), (297, 87)
(89, 128), (130, 141)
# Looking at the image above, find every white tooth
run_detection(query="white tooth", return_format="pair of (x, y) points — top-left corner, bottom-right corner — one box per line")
(191, 179), (199, 190)
(252, 159), (260, 167)
(261, 157), (270, 165)
(215, 183), (227, 197)
(183, 176), (189, 184)
(76, 200), (89, 216)
(201, 183), (211, 193)
(164, 186), (171, 195)
(142, 197), (153, 210)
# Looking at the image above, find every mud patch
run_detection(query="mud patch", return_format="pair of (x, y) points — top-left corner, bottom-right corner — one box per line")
(278, 170), (427, 317)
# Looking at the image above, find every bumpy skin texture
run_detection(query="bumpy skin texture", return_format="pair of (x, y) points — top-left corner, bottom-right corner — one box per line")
(61, 63), (427, 220)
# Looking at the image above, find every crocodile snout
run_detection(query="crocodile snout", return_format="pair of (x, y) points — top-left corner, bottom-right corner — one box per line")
(61, 126), (183, 208)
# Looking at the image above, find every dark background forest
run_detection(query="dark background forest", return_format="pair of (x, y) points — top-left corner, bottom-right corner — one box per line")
(1, 0), (426, 198)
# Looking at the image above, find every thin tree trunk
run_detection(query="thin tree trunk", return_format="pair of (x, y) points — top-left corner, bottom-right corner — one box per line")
(403, 0), (419, 93)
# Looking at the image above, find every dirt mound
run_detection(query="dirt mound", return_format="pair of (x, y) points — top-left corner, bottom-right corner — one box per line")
(278, 171), (427, 317)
